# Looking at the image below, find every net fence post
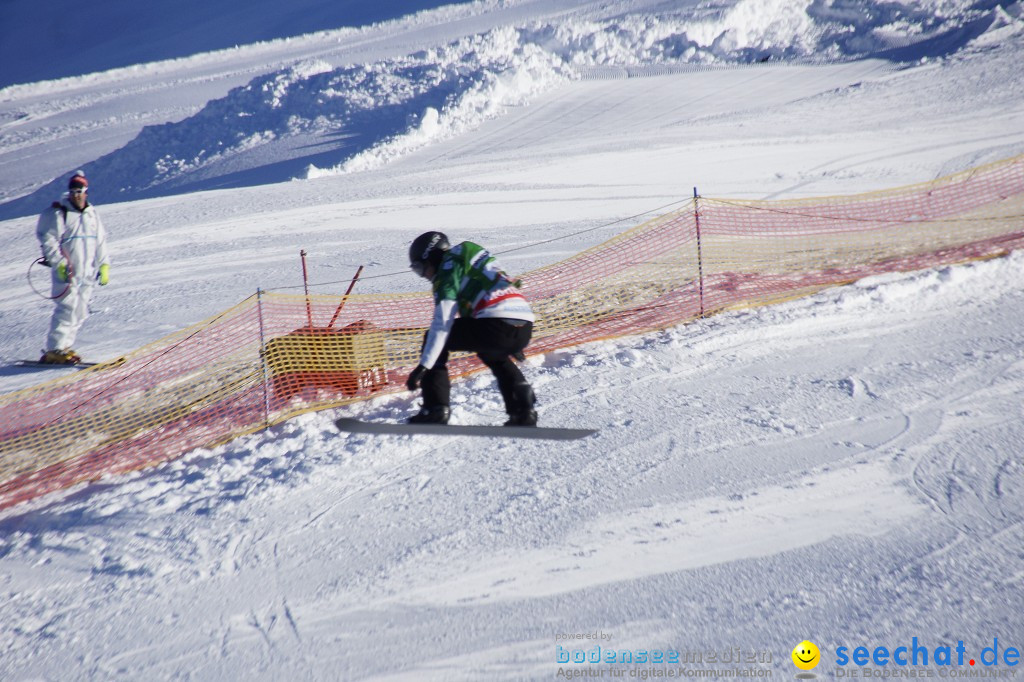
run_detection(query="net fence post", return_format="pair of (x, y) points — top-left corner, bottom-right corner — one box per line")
(693, 187), (705, 318)
(300, 249), (314, 329)
(256, 288), (272, 429)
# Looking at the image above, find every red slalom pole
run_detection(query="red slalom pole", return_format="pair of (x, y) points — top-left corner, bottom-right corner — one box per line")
(328, 265), (364, 329)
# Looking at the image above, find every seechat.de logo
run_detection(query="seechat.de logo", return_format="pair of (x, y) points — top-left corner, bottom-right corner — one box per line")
(835, 638), (1020, 668)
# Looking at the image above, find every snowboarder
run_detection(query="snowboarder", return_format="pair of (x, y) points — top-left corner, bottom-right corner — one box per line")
(35, 171), (110, 364)
(405, 231), (537, 426)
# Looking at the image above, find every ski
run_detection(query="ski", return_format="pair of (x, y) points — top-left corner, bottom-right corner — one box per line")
(14, 356), (126, 370)
(15, 360), (99, 369)
(335, 417), (597, 441)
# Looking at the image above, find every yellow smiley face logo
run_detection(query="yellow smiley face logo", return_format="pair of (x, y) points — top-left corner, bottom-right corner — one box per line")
(792, 640), (821, 670)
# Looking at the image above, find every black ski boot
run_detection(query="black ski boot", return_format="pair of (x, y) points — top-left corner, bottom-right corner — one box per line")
(408, 405), (450, 425)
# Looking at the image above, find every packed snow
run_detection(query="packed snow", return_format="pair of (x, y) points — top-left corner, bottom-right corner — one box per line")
(1, 0), (1023, 680)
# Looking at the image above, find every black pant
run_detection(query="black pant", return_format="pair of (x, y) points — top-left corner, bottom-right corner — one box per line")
(420, 318), (533, 412)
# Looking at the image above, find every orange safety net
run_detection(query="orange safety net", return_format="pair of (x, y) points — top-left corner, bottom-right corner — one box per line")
(2, 154), (1023, 510)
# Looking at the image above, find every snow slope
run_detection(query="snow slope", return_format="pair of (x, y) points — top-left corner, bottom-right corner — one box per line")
(1, 0), (1023, 679)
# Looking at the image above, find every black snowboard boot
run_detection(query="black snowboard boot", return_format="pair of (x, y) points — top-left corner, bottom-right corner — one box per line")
(504, 383), (537, 427)
(408, 405), (450, 425)
(505, 410), (538, 427)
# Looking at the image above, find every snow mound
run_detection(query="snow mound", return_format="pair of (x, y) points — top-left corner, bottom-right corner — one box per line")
(526, 0), (1018, 66)
(305, 27), (572, 177)
(49, 27), (571, 198)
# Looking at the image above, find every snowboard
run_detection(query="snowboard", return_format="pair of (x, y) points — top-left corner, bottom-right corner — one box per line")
(335, 417), (597, 441)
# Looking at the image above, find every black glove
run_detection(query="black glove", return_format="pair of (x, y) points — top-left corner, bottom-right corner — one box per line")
(406, 364), (427, 391)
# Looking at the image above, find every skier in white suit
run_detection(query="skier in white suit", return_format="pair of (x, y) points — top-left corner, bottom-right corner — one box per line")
(35, 171), (111, 364)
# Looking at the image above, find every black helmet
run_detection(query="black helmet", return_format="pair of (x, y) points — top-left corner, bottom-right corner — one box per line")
(409, 231), (450, 277)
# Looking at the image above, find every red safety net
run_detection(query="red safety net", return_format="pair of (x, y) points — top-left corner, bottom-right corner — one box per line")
(2, 154), (1022, 510)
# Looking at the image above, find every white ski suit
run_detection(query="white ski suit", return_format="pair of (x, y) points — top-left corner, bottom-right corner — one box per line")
(36, 198), (110, 352)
